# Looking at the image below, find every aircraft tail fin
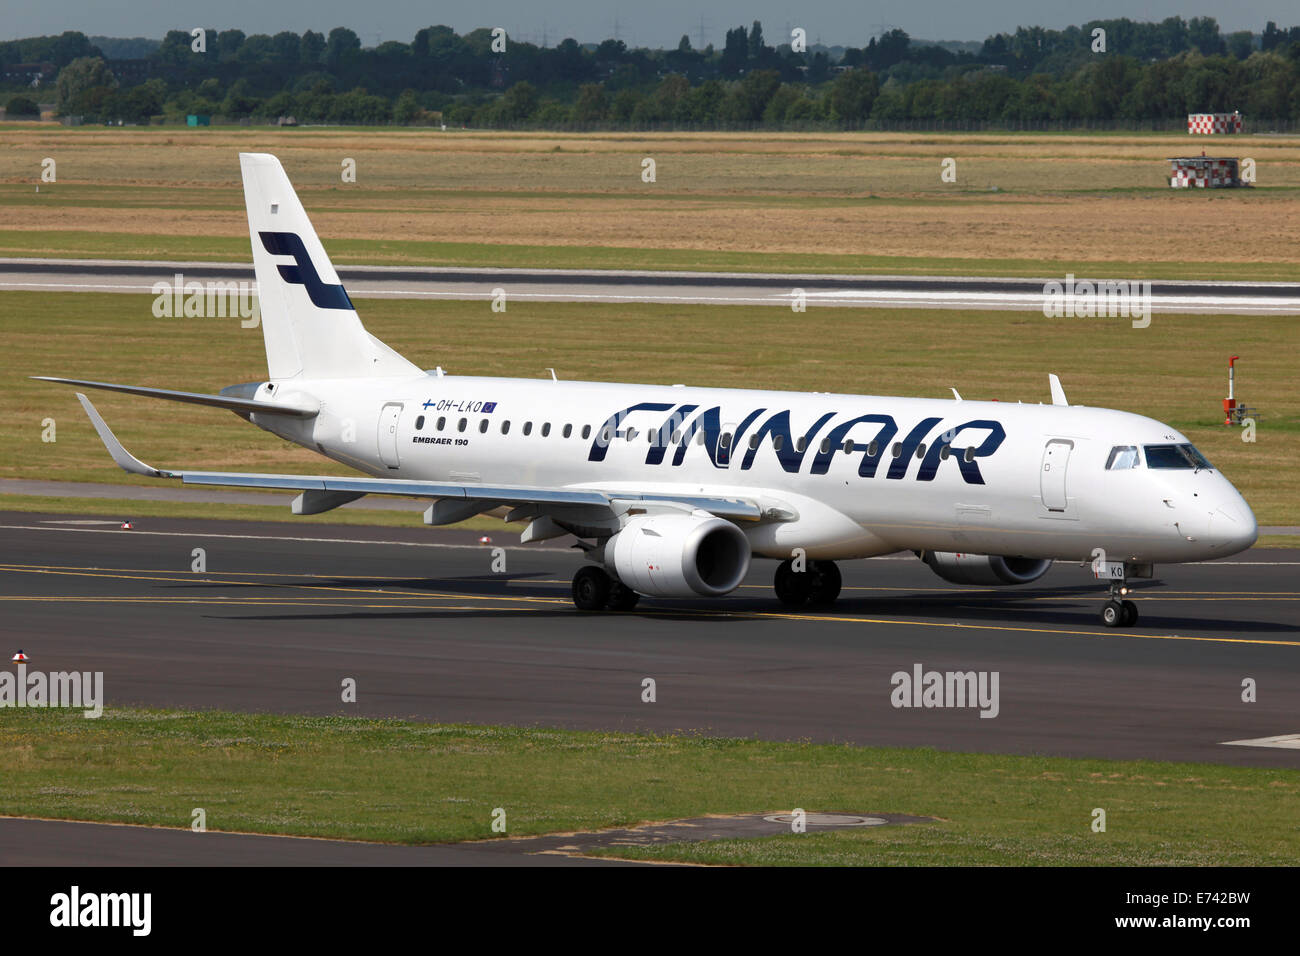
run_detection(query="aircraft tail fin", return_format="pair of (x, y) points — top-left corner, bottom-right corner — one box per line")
(239, 152), (419, 381)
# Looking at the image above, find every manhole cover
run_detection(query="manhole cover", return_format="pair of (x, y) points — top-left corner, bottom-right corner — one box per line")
(762, 812), (888, 828)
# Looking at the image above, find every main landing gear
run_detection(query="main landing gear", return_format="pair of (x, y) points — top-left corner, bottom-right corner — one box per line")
(1100, 579), (1139, 628)
(773, 559), (842, 608)
(571, 566), (641, 612)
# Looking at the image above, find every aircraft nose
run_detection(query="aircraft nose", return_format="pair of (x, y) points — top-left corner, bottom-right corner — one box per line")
(1208, 500), (1258, 554)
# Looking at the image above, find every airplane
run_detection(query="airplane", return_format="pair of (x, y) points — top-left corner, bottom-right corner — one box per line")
(36, 152), (1258, 628)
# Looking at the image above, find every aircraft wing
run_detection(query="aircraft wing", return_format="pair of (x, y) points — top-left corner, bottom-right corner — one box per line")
(73, 392), (770, 524)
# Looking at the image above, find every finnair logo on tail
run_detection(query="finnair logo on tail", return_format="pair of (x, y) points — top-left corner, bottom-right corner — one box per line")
(258, 231), (354, 311)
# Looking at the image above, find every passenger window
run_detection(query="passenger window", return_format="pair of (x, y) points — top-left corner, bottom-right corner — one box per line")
(1106, 445), (1140, 470)
(773, 435), (785, 451)
(843, 439), (855, 454)
(820, 438), (831, 454)
(963, 447), (975, 463)
(457, 418), (467, 432)
(437, 416), (446, 431)
(563, 424), (572, 438)
(940, 445), (951, 460)
(867, 441), (879, 457)
(479, 419), (488, 433)
(891, 442), (902, 458)
(523, 421), (533, 436)
(795, 436), (806, 453)
(748, 434), (759, 450)
(541, 422), (551, 437)
(915, 443), (926, 459)
(415, 415), (425, 430)
(582, 425), (591, 440)
(501, 420), (510, 435)
(719, 432), (732, 449)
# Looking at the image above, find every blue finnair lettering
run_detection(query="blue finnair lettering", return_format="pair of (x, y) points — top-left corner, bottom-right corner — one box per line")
(259, 231), (354, 311)
(588, 404), (1004, 484)
(916, 419), (1005, 484)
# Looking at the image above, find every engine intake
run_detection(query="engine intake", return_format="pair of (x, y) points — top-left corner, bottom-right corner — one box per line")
(606, 512), (751, 597)
(920, 551), (1052, 586)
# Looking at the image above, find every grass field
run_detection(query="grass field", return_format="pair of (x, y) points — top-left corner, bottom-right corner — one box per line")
(5, 289), (1296, 525)
(1, 708), (1296, 865)
(3, 126), (1300, 278)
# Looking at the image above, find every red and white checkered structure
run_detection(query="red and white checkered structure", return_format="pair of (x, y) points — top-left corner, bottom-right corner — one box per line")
(1187, 111), (1243, 134)
(1167, 157), (1241, 188)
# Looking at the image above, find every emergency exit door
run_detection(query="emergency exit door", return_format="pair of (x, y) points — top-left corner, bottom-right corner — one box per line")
(378, 403), (403, 469)
(1040, 439), (1073, 512)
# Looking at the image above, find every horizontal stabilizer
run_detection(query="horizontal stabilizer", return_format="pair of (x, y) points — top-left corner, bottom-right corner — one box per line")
(35, 376), (318, 417)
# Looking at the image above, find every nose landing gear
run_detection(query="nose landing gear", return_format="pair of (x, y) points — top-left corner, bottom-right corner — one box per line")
(1100, 580), (1139, 628)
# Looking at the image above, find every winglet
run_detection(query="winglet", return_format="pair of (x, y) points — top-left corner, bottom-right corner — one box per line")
(1048, 374), (1068, 407)
(950, 387), (962, 401)
(75, 393), (169, 478)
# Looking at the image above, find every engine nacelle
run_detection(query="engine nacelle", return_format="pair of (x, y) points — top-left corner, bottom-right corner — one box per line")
(607, 512), (751, 597)
(920, 551), (1052, 586)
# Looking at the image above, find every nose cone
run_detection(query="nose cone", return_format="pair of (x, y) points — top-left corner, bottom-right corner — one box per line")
(1208, 498), (1258, 555)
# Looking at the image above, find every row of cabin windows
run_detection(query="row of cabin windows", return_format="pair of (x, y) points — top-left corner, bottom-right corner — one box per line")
(413, 415), (591, 440)
(410, 414), (976, 462)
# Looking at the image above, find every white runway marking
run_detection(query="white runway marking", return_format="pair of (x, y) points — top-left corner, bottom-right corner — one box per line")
(1221, 734), (1300, 749)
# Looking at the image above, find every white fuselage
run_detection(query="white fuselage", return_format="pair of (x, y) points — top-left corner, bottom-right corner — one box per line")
(251, 374), (1258, 565)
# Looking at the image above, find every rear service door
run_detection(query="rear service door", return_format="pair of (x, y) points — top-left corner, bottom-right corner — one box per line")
(378, 403), (403, 469)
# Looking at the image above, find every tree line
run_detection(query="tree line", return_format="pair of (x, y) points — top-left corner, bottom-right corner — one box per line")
(3, 17), (1300, 128)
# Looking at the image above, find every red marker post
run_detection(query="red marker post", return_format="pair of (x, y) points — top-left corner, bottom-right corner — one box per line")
(1223, 355), (1240, 425)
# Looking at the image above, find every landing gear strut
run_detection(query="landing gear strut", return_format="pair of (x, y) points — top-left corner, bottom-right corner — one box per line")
(1100, 579), (1139, 628)
(571, 566), (640, 612)
(774, 559), (842, 608)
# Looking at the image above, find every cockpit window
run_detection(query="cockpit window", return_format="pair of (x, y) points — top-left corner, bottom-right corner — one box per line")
(1144, 443), (1213, 470)
(1106, 445), (1139, 470)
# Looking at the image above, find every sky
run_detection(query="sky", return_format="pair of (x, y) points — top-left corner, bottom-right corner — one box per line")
(4, 1), (1296, 48)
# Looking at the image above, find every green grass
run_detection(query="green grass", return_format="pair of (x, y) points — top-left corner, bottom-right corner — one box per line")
(1, 708), (1297, 864)
(2, 227), (1297, 281)
(7, 290), (1296, 525)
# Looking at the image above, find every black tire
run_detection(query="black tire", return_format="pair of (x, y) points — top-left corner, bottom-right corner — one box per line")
(1100, 600), (1123, 627)
(774, 559), (813, 606)
(1122, 599), (1138, 627)
(606, 581), (641, 611)
(572, 566), (611, 611)
(809, 560), (842, 606)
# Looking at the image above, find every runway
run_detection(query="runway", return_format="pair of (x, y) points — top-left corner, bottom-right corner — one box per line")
(3, 257), (1299, 314)
(3, 510), (1298, 772)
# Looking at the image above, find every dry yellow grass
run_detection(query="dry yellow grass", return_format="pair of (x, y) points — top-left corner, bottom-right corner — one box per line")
(2, 126), (1299, 266)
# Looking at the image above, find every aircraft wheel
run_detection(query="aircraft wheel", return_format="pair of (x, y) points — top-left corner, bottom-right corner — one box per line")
(1100, 600), (1124, 627)
(774, 559), (812, 607)
(606, 581), (641, 611)
(1121, 599), (1138, 627)
(809, 561), (842, 606)
(572, 566), (611, 611)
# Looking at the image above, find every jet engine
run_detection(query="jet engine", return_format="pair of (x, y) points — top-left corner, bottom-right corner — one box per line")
(919, 551), (1052, 586)
(605, 512), (751, 597)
